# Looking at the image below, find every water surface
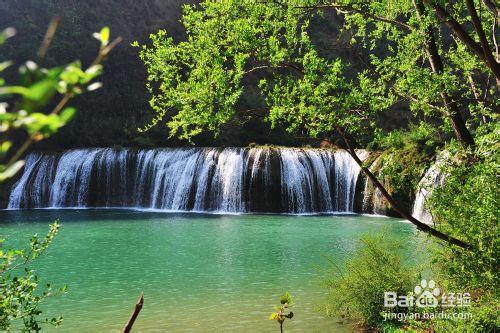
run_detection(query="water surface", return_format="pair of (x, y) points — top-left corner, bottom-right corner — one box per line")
(0, 210), (419, 332)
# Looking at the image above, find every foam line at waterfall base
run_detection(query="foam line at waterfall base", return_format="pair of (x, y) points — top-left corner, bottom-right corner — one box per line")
(2, 205), (373, 217)
(360, 213), (394, 219)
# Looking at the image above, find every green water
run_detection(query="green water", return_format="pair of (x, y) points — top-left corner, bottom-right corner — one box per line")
(0, 210), (419, 332)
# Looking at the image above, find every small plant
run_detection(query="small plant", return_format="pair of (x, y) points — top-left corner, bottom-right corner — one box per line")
(0, 222), (66, 331)
(269, 291), (294, 333)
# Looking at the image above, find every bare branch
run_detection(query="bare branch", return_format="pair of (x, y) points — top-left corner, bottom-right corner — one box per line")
(493, 14), (499, 62)
(38, 17), (61, 64)
(243, 62), (303, 75)
(91, 36), (123, 67)
(122, 293), (144, 333)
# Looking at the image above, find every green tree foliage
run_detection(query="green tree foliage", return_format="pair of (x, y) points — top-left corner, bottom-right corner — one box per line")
(428, 123), (499, 293)
(0, 24), (117, 331)
(137, 0), (497, 147)
(137, 0), (498, 247)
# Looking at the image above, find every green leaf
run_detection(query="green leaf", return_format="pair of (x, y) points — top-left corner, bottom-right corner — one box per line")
(0, 86), (30, 96)
(24, 79), (57, 101)
(0, 140), (12, 155)
(280, 291), (292, 305)
(59, 107), (77, 124)
(100, 27), (110, 46)
(0, 27), (16, 45)
(269, 313), (279, 320)
(0, 61), (13, 72)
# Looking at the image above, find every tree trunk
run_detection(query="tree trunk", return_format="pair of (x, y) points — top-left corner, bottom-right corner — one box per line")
(335, 126), (472, 250)
(414, 0), (475, 149)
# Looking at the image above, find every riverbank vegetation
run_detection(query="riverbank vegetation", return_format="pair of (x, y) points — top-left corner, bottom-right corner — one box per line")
(324, 234), (415, 329)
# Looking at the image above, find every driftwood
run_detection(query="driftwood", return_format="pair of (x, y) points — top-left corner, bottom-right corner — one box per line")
(122, 292), (144, 333)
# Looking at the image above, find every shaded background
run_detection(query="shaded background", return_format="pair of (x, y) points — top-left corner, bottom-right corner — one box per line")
(0, 0), (414, 149)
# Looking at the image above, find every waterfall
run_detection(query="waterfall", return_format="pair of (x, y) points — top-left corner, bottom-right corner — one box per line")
(412, 154), (448, 224)
(7, 147), (366, 214)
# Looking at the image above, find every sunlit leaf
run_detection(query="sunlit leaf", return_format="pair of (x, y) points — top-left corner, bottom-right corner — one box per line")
(59, 107), (77, 123)
(0, 27), (16, 45)
(269, 313), (279, 320)
(87, 82), (103, 91)
(0, 61), (13, 72)
(0, 160), (24, 182)
(0, 86), (30, 96)
(100, 27), (110, 46)
(0, 140), (12, 154)
(24, 79), (57, 101)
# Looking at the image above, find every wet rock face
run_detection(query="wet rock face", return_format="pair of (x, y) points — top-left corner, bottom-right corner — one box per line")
(354, 154), (392, 216)
(7, 147), (367, 214)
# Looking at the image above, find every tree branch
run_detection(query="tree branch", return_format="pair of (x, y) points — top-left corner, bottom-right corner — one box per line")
(414, 0), (475, 149)
(38, 17), (61, 65)
(292, 2), (412, 31)
(425, 0), (500, 84)
(465, 0), (500, 84)
(5, 92), (72, 169)
(335, 126), (472, 250)
(481, 0), (498, 16)
(243, 62), (303, 75)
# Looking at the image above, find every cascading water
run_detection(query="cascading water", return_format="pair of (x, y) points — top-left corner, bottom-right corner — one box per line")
(412, 154), (448, 224)
(7, 147), (367, 214)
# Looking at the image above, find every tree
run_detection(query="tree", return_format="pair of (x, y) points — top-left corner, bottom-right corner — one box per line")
(137, 0), (498, 248)
(0, 22), (119, 330)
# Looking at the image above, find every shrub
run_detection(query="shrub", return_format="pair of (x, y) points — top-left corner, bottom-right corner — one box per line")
(323, 234), (415, 329)
(423, 124), (499, 332)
